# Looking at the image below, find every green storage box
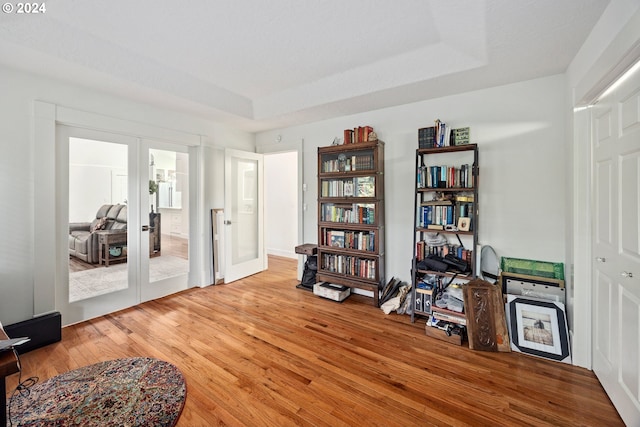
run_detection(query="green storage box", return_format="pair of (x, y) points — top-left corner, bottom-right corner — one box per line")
(500, 257), (564, 280)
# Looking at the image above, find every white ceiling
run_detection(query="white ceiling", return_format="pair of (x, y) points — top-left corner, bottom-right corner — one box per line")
(0, 0), (610, 132)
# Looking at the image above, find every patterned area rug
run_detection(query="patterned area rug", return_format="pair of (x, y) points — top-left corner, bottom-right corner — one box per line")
(8, 357), (186, 427)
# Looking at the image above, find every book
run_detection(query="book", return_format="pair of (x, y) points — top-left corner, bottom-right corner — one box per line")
(329, 230), (345, 248)
(344, 129), (354, 144)
(418, 126), (436, 148)
(431, 306), (466, 326)
(355, 176), (375, 197)
(422, 199), (453, 206)
(363, 126), (373, 142)
(343, 181), (354, 197)
(456, 195), (474, 202)
(452, 127), (470, 145)
(345, 126), (375, 143)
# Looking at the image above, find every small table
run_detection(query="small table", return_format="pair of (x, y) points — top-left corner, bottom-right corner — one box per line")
(96, 230), (127, 266)
(295, 244), (318, 291)
(1, 327), (20, 427)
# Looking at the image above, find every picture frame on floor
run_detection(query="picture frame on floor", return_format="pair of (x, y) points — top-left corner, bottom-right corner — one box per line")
(506, 295), (571, 364)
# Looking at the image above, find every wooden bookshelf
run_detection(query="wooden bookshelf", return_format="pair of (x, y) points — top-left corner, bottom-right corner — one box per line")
(316, 140), (385, 306)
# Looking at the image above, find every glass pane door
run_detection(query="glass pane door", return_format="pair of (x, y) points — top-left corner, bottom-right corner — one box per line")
(224, 149), (264, 283)
(59, 126), (138, 325)
(141, 143), (189, 301)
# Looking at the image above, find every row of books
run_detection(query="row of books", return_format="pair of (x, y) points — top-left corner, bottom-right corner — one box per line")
(418, 204), (472, 229)
(419, 205), (454, 228)
(322, 154), (375, 172)
(321, 253), (377, 280)
(418, 122), (470, 148)
(321, 204), (375, 224)
(344, 126), (374, 144)
(322, 230), (375, 252)
(320, 176), (375, 198)
(415, 241), (473, 264)
(417, 164), (473, 189)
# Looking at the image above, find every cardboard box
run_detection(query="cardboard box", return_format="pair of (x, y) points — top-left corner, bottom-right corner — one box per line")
(313, 282), (350, 302)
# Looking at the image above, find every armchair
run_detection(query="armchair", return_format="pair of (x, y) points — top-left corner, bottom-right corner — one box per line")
(68, 204), (127, 264)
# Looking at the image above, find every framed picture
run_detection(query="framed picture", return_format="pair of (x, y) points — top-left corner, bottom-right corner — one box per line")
(506, 295), (571, 364)
(501, 272), (566, 304)
(457, 217), (470, 232)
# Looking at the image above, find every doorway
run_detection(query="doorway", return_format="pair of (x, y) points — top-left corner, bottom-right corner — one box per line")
(264, 151), (298, 260)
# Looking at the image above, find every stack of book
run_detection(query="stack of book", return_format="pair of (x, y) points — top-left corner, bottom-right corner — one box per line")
(418, 121), (470, 148)
(344, 126), (374, 144)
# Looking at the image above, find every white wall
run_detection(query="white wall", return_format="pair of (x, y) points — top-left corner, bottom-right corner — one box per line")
(257, 75), (567, 285)
(264, 152), (298, 258)
(0, 64), (254, 325)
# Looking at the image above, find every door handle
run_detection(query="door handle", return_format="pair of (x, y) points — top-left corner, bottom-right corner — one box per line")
(621, 271), (634, 278)
(224, 220), (232, 225)
(141, 225), (150, 231)
(595, 257), (606, 262)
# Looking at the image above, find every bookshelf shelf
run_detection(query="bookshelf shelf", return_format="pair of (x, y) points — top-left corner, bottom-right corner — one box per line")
(415, 228), (474, 236)
(317, 140), (385, 306)
(411, 142), (479, 341)
(417, 187), (476, 193)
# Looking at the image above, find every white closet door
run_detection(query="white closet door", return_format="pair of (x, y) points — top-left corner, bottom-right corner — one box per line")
(592, 63), (640, 426)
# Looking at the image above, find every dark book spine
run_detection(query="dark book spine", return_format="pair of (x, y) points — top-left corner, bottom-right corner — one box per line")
(418, 126), (436, 148)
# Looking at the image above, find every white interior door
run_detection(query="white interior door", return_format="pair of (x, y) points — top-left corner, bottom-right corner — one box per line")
(58, 126), (139, 325)
(224, 149), (265, 283)
(591, 62), (640, 426)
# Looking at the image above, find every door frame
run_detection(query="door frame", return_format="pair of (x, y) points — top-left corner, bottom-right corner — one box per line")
(257, 139), (304, 279)
(33, 101), (203, 325)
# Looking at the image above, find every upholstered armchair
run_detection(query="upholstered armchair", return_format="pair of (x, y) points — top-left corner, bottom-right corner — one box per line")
(68, 204), (127, 264)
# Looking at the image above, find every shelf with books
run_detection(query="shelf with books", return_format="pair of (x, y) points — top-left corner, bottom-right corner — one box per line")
(319, 227), (379, 254)
(317, 140), (385, 306)
(411, 142), (479, 341)
(319, 175), (378, 199)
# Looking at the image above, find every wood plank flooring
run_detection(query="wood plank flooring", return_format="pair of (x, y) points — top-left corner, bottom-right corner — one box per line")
(6, 256), (622, 426)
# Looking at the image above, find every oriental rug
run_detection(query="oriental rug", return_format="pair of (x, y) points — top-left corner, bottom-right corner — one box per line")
(8, 357), (186, 427)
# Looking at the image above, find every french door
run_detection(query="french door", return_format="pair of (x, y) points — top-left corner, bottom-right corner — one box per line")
(141, 140), (190, 301)
(58, 126), (189, 324)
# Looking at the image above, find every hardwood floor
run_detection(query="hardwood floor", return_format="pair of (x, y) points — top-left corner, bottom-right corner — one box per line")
(7, 256), (622, 426)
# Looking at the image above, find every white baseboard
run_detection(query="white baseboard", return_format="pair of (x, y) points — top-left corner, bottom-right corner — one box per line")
(267, 248), (297, 259)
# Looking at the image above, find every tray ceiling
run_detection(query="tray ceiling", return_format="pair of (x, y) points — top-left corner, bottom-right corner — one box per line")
(0, 0), (610, 131)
